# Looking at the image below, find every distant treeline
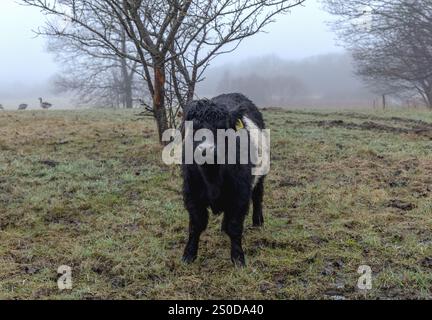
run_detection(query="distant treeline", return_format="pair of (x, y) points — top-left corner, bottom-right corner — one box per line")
(198, 53), (376, 108)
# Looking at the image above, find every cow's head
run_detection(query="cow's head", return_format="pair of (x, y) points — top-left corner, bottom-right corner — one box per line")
(183, 99), (245, 166)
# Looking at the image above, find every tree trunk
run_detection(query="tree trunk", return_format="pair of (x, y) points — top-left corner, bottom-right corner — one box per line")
(120, 31), (134, 109)
(123, 73), (134, 109)
(382, 94), (386, 110)
(425, 91), (432, 109)
(153, 62), (169, 143)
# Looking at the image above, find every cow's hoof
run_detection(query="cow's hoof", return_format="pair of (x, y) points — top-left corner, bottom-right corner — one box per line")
(231, 255), (246, 268)
(252, 222), (264, 228)
(182, 254), (197, 264)
(253, 216), (264, 228)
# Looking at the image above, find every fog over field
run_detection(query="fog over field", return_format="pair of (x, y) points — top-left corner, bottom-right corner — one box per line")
(0, 0), (375, 109)
(0, 1), (68, 109)
(198, 53), (375, 108)
(2, 0), (432, 301)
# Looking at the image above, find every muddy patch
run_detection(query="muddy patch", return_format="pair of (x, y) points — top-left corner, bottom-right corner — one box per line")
(39, 160), (60, 168)
(287, 119), (432, 137)
(285, 110), (432, 129)
(387, 199), (416, 211)
(278, 177), (304, 188)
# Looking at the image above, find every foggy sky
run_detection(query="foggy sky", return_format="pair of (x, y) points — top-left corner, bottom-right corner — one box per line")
(0, 0), (343, 108)
(212, 0), (342, 65)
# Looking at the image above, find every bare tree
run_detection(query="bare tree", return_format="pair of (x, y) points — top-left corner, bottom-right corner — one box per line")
(324, 0), (432, 108)
(49, 30), (140, 108)
(23, 0), (305, 141)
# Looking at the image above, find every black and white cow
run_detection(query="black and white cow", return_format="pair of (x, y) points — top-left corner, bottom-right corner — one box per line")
(181, 93), (269, 266)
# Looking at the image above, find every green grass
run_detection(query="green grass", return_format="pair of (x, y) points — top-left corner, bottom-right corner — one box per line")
(1, 107), (432, 299)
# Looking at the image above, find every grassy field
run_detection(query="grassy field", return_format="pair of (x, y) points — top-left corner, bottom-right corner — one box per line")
(1, 107), (432, 300)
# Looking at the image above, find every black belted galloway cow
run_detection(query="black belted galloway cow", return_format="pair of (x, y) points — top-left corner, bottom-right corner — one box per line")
(181, 93), (269, 266)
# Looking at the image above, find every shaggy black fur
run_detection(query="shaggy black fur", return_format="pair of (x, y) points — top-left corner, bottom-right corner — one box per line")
(181, 93), (266, 266)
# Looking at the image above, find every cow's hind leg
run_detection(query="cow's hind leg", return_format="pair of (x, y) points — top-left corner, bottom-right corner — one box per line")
(182, 206), (209, 264)
(224, 207), (248, 267)
(252, 177), (264, 227)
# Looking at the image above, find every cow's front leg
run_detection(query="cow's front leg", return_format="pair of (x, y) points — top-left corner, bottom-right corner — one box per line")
(182, 206), (209, 264)
(224, 206), (248, 267)
(252, 177), (265, 227)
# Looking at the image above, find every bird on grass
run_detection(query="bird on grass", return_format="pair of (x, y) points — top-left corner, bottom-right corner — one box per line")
(0, 104), (3, 110)
(39, 97), (53, 109)
(18, 104), (28, 110)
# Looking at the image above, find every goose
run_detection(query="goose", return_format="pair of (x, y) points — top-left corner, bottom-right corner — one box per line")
(18, 104), (28, 110)
(39, 98), (52, 109)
